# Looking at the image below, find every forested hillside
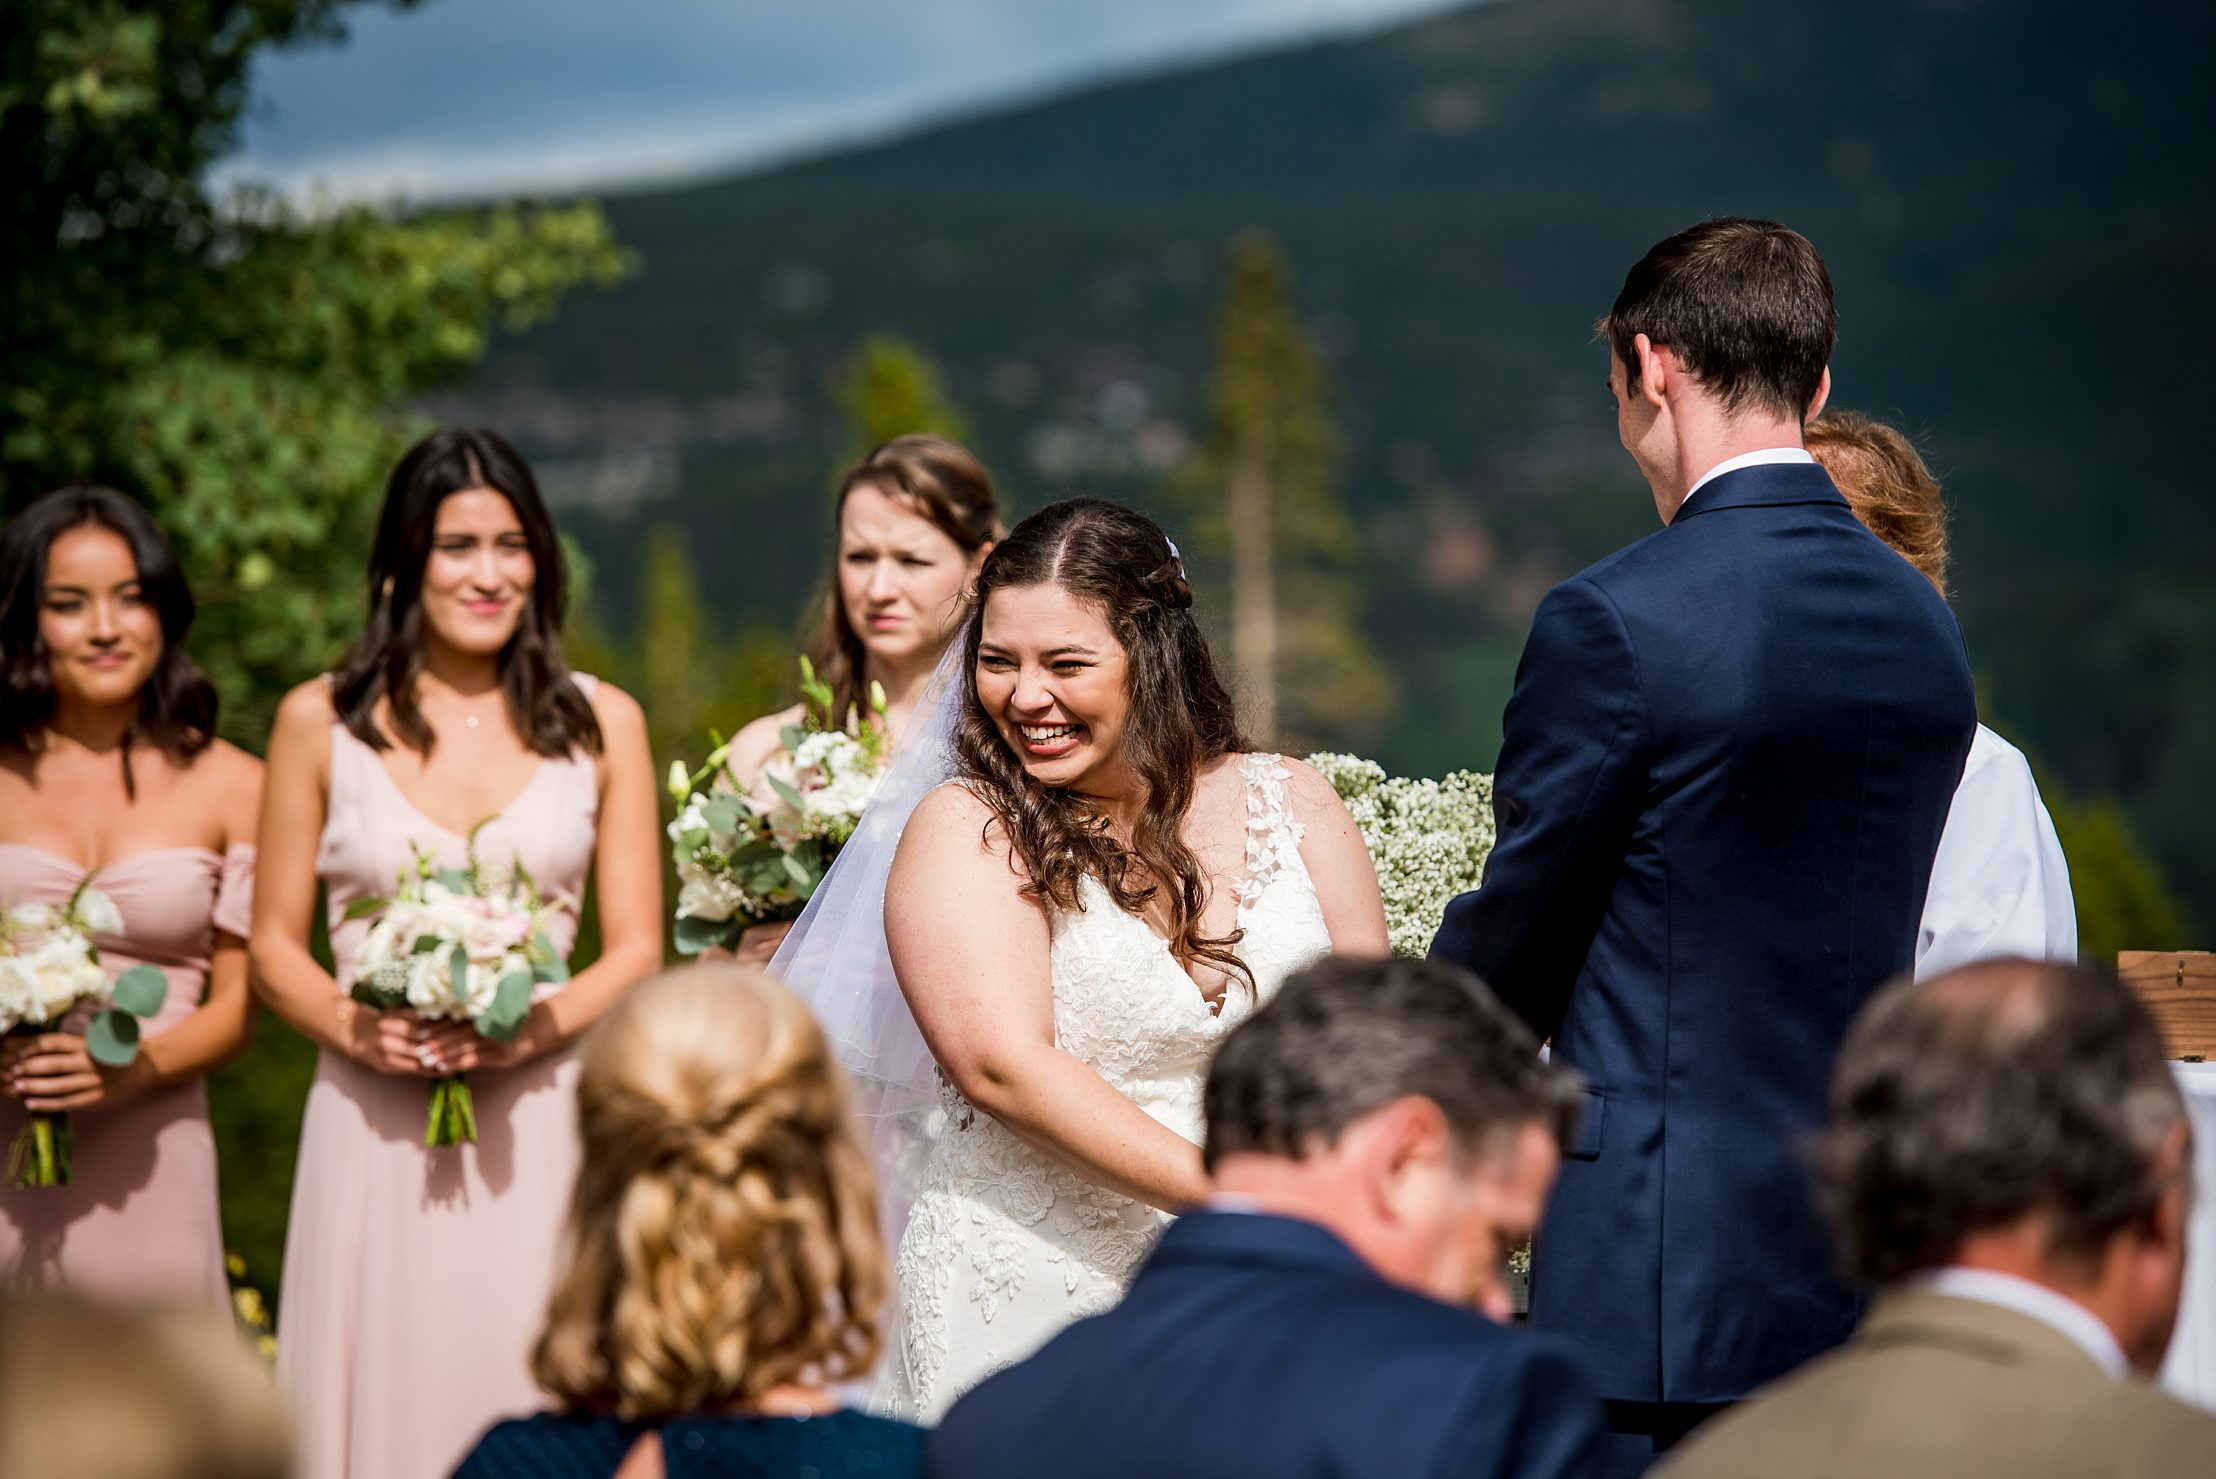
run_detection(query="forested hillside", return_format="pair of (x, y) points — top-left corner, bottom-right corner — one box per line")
(461, 0), (2216, 931)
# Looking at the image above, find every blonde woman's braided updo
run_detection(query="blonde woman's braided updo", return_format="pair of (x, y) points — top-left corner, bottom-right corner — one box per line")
(531, 964), (887, 1419)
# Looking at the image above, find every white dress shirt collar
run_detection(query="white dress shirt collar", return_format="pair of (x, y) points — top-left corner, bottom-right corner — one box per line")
(1680, 447), (1815, 507)
(1921, 1266), (2130, 1380)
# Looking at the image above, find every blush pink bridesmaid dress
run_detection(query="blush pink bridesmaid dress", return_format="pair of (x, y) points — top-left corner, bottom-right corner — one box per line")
(276, 678), (601, 1479)
(0, 840), (253, 1304)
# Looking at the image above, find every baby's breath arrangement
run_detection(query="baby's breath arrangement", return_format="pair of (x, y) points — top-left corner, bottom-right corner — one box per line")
(1305, 753), (1496, 958)
(1309, 752), (1521, 1286)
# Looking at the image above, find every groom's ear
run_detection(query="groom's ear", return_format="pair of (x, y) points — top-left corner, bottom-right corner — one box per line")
(1805, 366), (1833, 423)
(1632, 333), (1671, 412)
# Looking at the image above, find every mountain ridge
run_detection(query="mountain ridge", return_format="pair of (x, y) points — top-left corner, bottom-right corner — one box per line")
(469, 0), (2216, 928)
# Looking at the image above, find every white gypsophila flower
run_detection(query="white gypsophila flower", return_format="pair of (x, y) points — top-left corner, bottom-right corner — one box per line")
(1308, 753), (1495, 958)
(72, 887), (124, 938)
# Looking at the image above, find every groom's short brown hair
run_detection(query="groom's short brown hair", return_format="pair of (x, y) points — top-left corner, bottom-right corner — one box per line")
(1600, 216), (1836, 422)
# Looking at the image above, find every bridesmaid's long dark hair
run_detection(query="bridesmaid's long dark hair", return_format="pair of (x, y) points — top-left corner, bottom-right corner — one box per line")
(956, 498), (1252, 991)
(0, 486), (217, 793)
(331, 427), (601, 757)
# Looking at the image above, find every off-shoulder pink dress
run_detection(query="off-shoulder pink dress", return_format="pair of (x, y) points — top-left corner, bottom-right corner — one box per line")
(0, 842), (254, 1304)
(276, 682), (601, 1479)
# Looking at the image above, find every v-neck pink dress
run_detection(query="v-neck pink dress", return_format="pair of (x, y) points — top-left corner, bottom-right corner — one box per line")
(275, 678), (600, 1479)
(0, 841), (253, 1304)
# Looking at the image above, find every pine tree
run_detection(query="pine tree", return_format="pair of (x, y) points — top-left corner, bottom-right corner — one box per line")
(627, 526), (788, 771)
(840, 335), (968, 455)
(1180, 232), (1389, 745)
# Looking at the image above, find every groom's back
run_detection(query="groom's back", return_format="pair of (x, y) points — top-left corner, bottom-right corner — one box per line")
(930, 1212), (1602, 1479)
(1528, 462), (1976, 1401)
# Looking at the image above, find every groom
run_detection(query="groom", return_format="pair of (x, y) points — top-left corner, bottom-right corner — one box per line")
(1432, 217), (1975, 1474)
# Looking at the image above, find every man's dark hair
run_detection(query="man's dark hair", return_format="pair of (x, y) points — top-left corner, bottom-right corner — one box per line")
(1598, 216), (1836, 421)
(1203, 954), (1582, 1173)
(1821, 958), (2189, 1286)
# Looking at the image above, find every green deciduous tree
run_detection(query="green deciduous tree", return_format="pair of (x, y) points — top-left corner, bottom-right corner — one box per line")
(2045, 786), (2190, 966)
(1179, 231), (1390, 745)
(2, 0), (630, 743)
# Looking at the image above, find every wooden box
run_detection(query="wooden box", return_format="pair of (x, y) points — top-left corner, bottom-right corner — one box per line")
(2120, 952), (2216, 1061)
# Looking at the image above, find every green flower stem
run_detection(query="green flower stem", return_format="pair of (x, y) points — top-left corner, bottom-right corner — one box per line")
(8, 1112), (72, 1189)
(423, 1075), (478, 1147)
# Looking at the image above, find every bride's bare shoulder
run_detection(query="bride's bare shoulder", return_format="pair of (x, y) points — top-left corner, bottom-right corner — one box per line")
(901, 782), (1014, 865)
(891, 784), (1030, 920)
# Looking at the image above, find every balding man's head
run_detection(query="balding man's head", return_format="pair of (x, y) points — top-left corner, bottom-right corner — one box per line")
(1824, 958), (2187, 1286)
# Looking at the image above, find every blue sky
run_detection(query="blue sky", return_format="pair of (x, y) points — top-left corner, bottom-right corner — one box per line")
(229, 0), (1468, 200)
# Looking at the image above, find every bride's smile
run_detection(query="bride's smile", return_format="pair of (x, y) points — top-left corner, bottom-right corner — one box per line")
(974, 582), (1134, 796)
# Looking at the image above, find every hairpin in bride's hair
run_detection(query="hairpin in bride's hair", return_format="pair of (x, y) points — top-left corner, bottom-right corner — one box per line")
(1165, 536), (1183, 574)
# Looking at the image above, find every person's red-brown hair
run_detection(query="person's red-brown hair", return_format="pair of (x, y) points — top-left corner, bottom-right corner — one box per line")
(1806, 410), (1950, 598)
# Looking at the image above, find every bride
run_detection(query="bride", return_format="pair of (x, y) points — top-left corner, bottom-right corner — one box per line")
(876, 498), (1386, 1418)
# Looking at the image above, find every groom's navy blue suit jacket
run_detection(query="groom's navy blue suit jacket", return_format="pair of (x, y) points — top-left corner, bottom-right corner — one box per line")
(931, 1211), (1607, 1479)
(1431, 461), (1975, 1406)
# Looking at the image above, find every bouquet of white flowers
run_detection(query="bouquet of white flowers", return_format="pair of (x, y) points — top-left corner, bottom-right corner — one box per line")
(667, 657), (891, 955)
(1306, 752), (1497, 958)
(1, 887), (168, 1187)
(343, 827), (572, 1146)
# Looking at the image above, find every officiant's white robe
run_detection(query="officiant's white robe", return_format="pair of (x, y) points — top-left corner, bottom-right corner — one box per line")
(1915, 723), (2077, 980)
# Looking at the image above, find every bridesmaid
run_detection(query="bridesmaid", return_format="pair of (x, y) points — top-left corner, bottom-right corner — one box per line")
(0, 486), (261, 1302)
(250, 428), (662, 1479)
(721, 434), (1001, 962)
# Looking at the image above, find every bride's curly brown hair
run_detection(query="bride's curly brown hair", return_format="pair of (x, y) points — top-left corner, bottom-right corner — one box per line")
(957, 498), (1254, 991)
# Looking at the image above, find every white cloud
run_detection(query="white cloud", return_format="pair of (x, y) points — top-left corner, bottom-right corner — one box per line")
(225, 0), (1473, 202)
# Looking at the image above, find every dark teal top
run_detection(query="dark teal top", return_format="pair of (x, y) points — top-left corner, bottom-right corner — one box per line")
(453, 1409), (926, 1478)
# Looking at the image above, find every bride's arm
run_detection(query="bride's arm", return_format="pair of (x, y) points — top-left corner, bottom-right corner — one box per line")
(886, 784), (1211, 1213)
(1279, 758), (1390, 955)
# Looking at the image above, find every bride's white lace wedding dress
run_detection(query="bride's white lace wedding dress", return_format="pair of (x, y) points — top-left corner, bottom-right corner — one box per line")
(881, 754), (1333, 1421)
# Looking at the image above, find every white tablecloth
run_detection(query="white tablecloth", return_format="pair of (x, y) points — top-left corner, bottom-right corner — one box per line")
(2161, 1061), (2216, 1410)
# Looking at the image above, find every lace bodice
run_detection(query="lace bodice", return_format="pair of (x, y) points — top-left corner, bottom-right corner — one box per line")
(888, 754), (1332, 1420)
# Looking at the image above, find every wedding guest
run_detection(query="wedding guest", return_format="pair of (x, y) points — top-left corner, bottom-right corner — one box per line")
(719, 434), (1001, 963)
(0, 1290), (291, 1479)
(0, 486), (261, 1303)
(251, 428), (662, 1479)
(1430, 217), (1977, 1474)
(456, 963), (922, 1478)
(1663, 957), (2216, 1478)
(933, 953), (1604, 1479)
(1805, 410), (2076, 977)
(876, 498), (1387, 1418)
